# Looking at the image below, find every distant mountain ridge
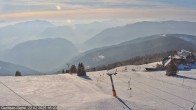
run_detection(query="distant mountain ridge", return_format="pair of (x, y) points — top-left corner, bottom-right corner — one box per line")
(84, 21), (196, 50)
(38, 20), (125, 45)
(0, 20), (55, 51)
(0, 61), (40, 76)
(3, 38), (79, 72)
(0, 19), (125, 51)
(70, 34), (196, 67)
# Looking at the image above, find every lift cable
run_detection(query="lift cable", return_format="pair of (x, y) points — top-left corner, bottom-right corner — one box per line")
(132, 78), (195, 103)
(0, 80), (33, 106)
(115, 76), (190, 110)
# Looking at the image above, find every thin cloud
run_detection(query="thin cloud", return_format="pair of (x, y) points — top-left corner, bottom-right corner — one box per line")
(1, 0), (192, 14)
(0, 7), (196, 22)
(65, 0), (162, 8)
(0, 0), (84, 13)
(0, 20), (6, 23)
(0, 0), (195, 22)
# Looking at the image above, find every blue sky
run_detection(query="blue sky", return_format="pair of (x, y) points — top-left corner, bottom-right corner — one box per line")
(156, 0), (196, 9)
(0, 0), (196, 24)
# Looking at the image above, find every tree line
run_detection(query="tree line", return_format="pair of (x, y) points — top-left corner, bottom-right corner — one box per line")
(90, 50), (196, 71)
(62, 62), (86, 76)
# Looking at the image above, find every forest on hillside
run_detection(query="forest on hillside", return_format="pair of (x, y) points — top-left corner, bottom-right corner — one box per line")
(90, 50), (196, 71)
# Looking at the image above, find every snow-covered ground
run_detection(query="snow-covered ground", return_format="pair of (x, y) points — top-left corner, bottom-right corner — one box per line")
(0, 62), (196, 110)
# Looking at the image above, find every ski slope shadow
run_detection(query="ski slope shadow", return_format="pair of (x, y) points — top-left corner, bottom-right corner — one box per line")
(116, 96), (132, 110)
(80, 75), (92, 80)
(175, 75), (196, 81)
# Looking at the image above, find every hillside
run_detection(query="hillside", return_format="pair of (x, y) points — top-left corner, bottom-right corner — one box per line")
(0, 61), (40, 76)
(84, 21), (196, 50)
(70, 34), (196, 67)
(3, 38), (79, 72)
(0, 62), (195, 110)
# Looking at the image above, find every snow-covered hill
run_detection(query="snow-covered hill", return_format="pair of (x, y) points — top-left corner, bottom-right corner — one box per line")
(0, 62), (195, 110)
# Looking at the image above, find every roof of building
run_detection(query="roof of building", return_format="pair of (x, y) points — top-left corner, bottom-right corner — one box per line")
(177, 49), (192, 58)
(164, 59), (172, 67)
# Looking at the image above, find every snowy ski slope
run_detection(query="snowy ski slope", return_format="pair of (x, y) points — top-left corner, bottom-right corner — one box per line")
(0, 62), (196, 110)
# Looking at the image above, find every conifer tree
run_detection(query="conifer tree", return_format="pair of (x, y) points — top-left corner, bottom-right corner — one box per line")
(70, 65), (77, 73)
(77, 63), (86, 76)
(15, 71), (22, 76)
(62, 69), (65, 73)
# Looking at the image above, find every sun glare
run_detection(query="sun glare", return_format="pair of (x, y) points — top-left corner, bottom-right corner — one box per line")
(67, 19), (72, 24)
(56, 5), (61, 11)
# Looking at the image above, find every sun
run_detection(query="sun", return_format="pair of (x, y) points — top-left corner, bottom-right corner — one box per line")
(67, 19), (72, 24)
(56, 5), (61, 11)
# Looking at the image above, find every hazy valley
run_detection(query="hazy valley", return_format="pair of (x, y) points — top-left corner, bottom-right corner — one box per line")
(0, 20), (196, 74)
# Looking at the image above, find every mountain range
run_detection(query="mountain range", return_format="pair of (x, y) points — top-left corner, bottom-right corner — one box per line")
(0, 61), (40, 76)
(39, 20), (125, 45)
(0, 20), (54, 51)
(3, 38), (78, 72)
(0, 20), (123, 52)
(83, 21), (196, 50)
(70, 34), (196, 67)
(1, 20), (196, 74)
